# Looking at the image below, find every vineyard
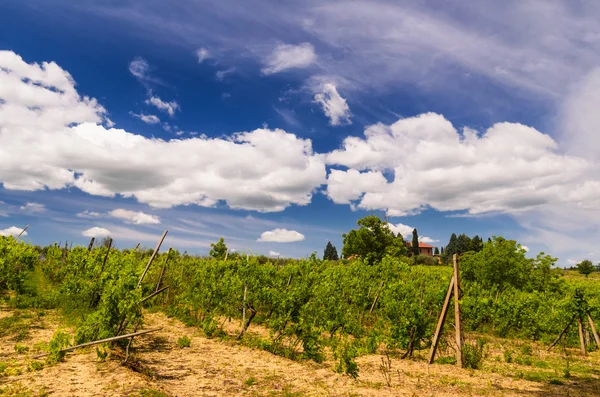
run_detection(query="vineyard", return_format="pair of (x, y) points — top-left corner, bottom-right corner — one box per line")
(1, 232), (600, 396)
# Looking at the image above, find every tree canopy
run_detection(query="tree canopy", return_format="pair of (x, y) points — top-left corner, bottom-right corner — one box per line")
(342, 215), (406, 265)
(209, 237), (228, 260)
(577, 259), (595, 277)
(323, 241), (339, 261)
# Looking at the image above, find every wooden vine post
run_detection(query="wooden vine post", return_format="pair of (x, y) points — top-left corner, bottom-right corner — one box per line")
(137, 230), (168, 288)
(588, 313), (600, 347)
(428, 253), (464, 368)
(16, 224), (29, 240)
(428, 277), (454, 364)
(578, 316), (587, 355)
(453, 254), (464, 367)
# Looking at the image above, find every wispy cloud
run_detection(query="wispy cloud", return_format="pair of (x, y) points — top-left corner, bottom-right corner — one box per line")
(262, 42), (317, 75)
(215, 67), (236, 81)
(145, 96), (180, 116)
(20, 202), (45, 213)
(196, 47), (210, 63)
(129, 111), (161, 124)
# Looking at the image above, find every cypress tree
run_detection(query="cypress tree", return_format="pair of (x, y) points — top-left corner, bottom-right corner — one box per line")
(434, 247), (440, 255)
(411, 229), (419, 257)
(330, 245), (339, 260)
(323, 241), (339, 260)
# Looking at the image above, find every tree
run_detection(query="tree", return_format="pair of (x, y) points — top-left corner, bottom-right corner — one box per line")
(456, 233), (473, 254)
(323, 241), (339, 261)
(209, 237), (228, 260)
(411, 229), (419, 257)
(434, 247), (440, 255)
(386, 233), (408, 258)
(460, 236), (533, 291)
(471, 235), (483, 252)
(577, 259), (595, 278)
(100, 236), (112, 248)
(342, 215), (397, 265)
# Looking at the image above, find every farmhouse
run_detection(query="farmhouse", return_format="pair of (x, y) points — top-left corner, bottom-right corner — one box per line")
(408, 242), (434, 256)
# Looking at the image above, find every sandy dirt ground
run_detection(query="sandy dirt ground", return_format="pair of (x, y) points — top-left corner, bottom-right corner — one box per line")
(1, 308), (599, 397)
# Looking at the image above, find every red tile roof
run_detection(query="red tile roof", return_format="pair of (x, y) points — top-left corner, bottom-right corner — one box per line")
(408, 242), (434, 248)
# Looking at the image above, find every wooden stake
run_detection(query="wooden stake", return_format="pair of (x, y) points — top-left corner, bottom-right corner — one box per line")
(428, 277), (455, 364)
(134, 243), (140, 251)
(453, 254), (464, 368)
(548, 317), (574, 351)
(31, 328), (162, 359)
(100, 238), (113, 274)
(137, 230), (168, 288)
(369, 281), (385, 314)
(87, 237), (95, 251)
(587, 313), (600, 347)
(578, 316), (587, 355)
(237, 305), (257, 340)
(241, 284), (247, 331)
(16, 224), (29, 240)
(224, 248), (229, 262)
(140, 286), (169, 303)
(155, 248), (171, 292)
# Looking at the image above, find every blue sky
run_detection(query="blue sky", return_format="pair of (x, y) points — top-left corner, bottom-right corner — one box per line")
(1, 0), (600, 265)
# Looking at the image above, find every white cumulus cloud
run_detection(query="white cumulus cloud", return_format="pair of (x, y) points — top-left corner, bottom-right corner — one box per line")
(262, 42), (317, 75)
(20, 202), (45, 213)
(314, 83), (351, 126)
(258, 228), (305, 243)
(269, 250), (281, 257)
(109, 209), (160, 225)
(82, 227), (111, 238)
(386, 222), (437, 243)
(0, 226), (27, 237)
(145, 96), (179, 117)
(0, 51), (325, 213)
(325, 112), (600, 216)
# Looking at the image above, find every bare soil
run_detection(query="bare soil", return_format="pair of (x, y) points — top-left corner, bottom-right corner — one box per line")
(1, 308), (599, 397)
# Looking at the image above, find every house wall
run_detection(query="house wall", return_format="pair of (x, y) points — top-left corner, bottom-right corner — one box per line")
(419, 247), (433, 256)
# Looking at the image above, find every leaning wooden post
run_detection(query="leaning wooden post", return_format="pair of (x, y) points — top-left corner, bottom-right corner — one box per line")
(16, 224), (29, 240)
(578, 315), (587, 355)
(428, 276), (455, 364)
(137, 230), (168, 288)
(588, 313), (600, 347)
(31, 328), (162, 359)
(99, 238), (113, 274)
(241, 284), (247, 331)
(548, 318), (573, 351)
(453, 254), (464, 368)
(155, 248), (172, 292)
(369, 280), (385, 314)
(87, 237), (95, 251)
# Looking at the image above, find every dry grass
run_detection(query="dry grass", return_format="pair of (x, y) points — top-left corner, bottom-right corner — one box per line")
(1, 308), (600, 396)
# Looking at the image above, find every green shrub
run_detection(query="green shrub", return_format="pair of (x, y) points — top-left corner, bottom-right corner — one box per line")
(503, 349), (513, 363)
(437, 356), (457, 365)
(463, 338), (487, 369)
(177, 336), (191, 349)
(46, 330), (71, 365)
(244, 377), (257, 386)
(414, 255), (439, 266)
(14, 344), (29, 354)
